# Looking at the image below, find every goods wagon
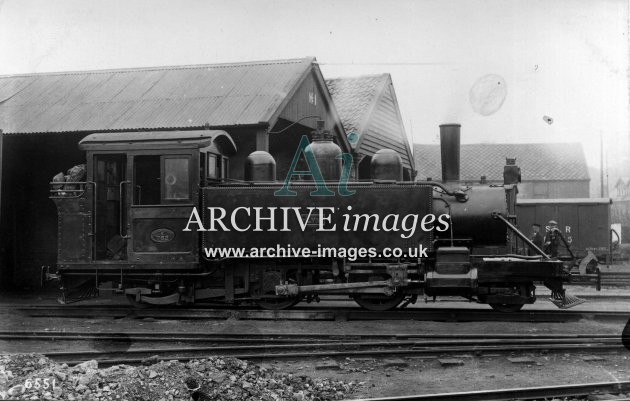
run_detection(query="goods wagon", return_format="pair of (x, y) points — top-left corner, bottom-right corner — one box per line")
(516, 198), (614, 270)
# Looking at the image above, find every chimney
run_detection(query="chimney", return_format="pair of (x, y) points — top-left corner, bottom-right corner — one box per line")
(439, 124), (461, 182)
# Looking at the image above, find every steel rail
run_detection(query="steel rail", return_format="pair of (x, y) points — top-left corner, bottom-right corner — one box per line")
(345, 380), (630, 401)
(1, 335), (622, 348)
(39, 341), (624, 366)
(7, 292), (630, 308)
(9, 305), (630, 322)
(0, 330), (622, 341)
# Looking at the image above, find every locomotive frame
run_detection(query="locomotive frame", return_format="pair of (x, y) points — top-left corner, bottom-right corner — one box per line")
(48, 127), (578, 311)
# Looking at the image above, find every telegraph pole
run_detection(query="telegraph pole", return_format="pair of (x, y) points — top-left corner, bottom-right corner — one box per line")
(599, 132), (604, 198)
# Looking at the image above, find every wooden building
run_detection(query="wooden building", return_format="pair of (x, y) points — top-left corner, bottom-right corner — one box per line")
(413, 142), (590, 199)
(326, 74), (414, 180)
(0, 57), (349, 287)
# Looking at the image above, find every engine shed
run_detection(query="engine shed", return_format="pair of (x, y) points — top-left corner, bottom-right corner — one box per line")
(0, 57), (351, 288)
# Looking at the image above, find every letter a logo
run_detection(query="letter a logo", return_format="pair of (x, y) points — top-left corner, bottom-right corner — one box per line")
(275, 135), (335, 196)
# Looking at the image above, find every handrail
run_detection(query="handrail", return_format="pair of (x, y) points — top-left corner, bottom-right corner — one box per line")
(611, 228), (620, 244)
(554, 229), (576, 260)
(119, 180), (131, 239)
(206, 180), (470, 202)
(432, 197), (454, 247)
(492, 212), (550, 260)
(49, 181), (88, 198)
(611, 228), (620, 265)
(87, 181), (96, 261)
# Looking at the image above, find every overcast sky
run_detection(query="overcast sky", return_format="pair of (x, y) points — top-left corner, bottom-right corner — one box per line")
(0, 0), (627, 170)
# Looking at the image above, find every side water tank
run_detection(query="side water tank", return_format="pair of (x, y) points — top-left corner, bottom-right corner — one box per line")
(245, 151), (276, 182)
(306, 132), (341, 182)
(371, 149), (402, 181)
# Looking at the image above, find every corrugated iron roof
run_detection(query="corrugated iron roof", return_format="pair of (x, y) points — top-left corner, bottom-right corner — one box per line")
(0, 58), (315, 134)
(413, 142), (590, 181)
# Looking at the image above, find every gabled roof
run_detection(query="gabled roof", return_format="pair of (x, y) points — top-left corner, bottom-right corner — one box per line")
(0, 57), (324, 135)
(326, 74), (384, 137)
(615, 178), (630, 187)
(326, 74), (414, 171)
(413, 142), (590, 181)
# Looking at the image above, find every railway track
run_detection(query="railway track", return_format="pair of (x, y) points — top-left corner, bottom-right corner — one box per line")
(347, 380), (630, 401)
(572, 271), (630, 290)
(0, 330), (623, 342)
(1, 330), (625, 366)
(6, 304), (629, 322)
(42, 341), (621, 367)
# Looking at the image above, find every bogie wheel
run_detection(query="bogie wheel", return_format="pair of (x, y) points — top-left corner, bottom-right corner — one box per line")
(353, 292), (406, 311)
(489, 303), (524, 313)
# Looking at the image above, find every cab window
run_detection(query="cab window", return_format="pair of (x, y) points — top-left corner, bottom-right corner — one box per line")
(163, 157), (190, 201)
(206, 153), (229, 181)
(207, 154), (217, 179)
(134, 155), (161, 205)
(134, 155), (191, 205)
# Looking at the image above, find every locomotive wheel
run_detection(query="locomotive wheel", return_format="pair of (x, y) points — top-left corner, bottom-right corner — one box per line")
(126, 293), (180, 308)
(353, 292), (406, 311)
(256, 268), (301, 310)
(489, 303), (524, 313)
(256, 297), (301, 310)
(126, 294), (153, 308)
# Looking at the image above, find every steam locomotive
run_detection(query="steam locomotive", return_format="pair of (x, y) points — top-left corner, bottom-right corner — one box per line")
(48, 124), (580, 311)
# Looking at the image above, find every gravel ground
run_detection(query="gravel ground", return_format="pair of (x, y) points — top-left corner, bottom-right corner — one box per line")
(266, 352), (630, 399)
(0, 354), (359, 401)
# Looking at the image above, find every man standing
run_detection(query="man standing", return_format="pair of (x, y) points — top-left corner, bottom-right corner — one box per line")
(529, 223), (543, 255)
(544, 220), (561, 258)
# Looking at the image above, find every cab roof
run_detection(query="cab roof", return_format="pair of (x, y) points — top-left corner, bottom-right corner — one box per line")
(79, 130), (236, 152)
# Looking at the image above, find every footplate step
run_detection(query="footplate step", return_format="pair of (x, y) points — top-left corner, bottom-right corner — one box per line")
(550, 292), (586, 309)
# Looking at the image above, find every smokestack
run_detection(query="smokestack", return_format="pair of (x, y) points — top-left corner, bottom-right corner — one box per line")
(439, 124), (461, 182)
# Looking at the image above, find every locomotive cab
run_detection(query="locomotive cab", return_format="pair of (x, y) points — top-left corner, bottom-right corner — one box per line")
(52, 130), (235, 272)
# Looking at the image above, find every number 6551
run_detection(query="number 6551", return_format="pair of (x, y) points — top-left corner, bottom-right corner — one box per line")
(24, 378), (57, 390)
